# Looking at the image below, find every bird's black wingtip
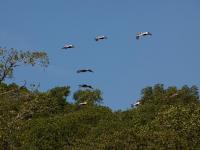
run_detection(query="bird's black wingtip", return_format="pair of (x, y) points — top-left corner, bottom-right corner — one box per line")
(88, 69), (93, 72)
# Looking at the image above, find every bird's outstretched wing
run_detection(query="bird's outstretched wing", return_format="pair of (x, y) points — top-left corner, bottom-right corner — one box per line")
(77, 69), (93, 73)
(148, 32), (152, 36)
(87, 69), (93, 72)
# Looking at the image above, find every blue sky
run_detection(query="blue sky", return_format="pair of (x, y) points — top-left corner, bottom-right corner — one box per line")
(0, 0), (200, 110)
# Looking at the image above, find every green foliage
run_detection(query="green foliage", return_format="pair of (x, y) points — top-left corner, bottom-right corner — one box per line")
(0, 83), (200, 149)
(0, 47), (49, 82)
(73, 89), (103, 105)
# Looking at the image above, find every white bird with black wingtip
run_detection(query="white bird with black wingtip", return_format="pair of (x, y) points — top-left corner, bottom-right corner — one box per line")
(134, 101), (140, 107)
(136, 32), (152, 40)
(78, 101), (88, 106)
(62, 44), (75, 49)
(95, 35), (107, 41)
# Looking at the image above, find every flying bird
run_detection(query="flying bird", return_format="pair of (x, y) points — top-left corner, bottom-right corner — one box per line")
(79, 84), (93, 89)
(78, 101), (88, 106)
(62, 44), (75, 49)
(134, 101), (140, 107)
(95, 35), (107, 41)
(136, 32), (152, 40)
(76, 69), (94, 73)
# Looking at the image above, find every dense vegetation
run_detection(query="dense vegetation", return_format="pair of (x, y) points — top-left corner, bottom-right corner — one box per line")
(1, 82), (200, 150)
(1, 48), (200, 149)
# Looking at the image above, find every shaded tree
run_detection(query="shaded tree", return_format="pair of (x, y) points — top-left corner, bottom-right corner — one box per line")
(140, 86), (153, 104)
(153, 84), (164, 96)
(165, 86), (177, 96)
(190, 85), (199, 100)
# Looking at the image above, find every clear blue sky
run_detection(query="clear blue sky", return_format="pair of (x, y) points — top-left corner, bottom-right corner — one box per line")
(0, 0), (200, 110)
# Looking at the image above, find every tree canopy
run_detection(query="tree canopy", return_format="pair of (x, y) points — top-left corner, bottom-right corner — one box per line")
(0, 82), (200, 149)
(0, 47), (49, 83)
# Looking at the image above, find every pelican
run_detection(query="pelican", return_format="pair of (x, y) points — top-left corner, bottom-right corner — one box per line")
(76, 69), (94, 73)
(95, 35), (107, 41)
(136, 32), (152, 40)
(79, 84), (93, 89)
(134, 101), (140, 107)
(79, 101), (88, 106)
(62, 44), (74, 49)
